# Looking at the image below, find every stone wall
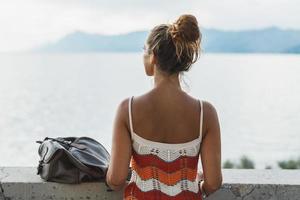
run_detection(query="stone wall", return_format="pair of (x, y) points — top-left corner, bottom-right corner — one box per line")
(1, 167), (300, 200)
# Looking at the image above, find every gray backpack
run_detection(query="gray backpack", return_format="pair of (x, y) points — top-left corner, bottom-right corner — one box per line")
(36, 136), (110, 184)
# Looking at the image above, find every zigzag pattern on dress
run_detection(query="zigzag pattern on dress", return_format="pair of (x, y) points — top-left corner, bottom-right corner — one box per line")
(125, 182), (203, 200)
(131, 159), (198, 185)
(132, 151), (199, 173)
(129, 170), (200, 196)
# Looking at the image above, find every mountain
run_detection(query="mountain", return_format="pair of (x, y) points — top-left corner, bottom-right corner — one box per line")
(285, 45), (300, 53)
(202, 27), (300, 53)
(36, 31), (149, 53)
(35, 27), (300, 53)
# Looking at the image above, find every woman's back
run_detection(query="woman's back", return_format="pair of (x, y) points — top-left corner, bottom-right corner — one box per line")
(128, 91), (203, 144)
(124, 91), (204, 199)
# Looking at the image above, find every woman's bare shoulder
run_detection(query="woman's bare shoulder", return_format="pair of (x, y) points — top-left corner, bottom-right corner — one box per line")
(117, 97), (130, 112)
(202, 100), (218, 114)
(113, 97), (132, 128)
(201, 100), (220, 137)
(115, 94), (151, 123)
(116, 94), (148, 115)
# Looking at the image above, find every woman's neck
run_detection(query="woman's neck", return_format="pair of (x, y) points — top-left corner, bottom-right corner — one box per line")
(153, 71), (182, 91)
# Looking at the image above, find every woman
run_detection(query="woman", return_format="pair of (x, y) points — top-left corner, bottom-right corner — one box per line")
(105, 14), (222, 199)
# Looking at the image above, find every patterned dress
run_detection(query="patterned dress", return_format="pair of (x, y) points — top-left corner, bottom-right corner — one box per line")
(124, 96), (204, 200)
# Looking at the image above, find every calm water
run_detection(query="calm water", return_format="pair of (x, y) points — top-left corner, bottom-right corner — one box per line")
(0, 53), (299, 169)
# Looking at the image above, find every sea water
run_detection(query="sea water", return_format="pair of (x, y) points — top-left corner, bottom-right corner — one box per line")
(0, 52), (299, 169)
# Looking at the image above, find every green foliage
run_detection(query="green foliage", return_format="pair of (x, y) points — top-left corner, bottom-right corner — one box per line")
(223, 155), (300, 170)
(223, 159), (235, 168)
(222, 155), (255, 169)
(277, 157), (300, 169)
(236, 155), (255, 169)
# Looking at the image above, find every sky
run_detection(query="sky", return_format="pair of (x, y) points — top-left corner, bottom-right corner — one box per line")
(0, 0), (300, 52)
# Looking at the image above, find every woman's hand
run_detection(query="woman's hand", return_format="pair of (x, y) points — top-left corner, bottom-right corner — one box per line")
(197, 170), (207, 197)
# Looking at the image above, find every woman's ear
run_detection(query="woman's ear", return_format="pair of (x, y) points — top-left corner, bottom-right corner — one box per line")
(150, 53), (157, 66)
(146, 62), (154, 76)
(148, 54), (157, 76)
(144, 53), (156, 76)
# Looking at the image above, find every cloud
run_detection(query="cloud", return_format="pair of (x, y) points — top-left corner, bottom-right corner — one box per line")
(0, 0), (299, 52)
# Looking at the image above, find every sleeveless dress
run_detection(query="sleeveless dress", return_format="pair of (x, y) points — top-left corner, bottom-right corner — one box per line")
(124, 96), (204, 200)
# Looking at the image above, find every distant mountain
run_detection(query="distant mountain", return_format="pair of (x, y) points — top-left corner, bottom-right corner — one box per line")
(35, 27), (300, 53)
(35, 31), (149, 53)
(285, 45), (300, 53)
(202, 27), (300, 53)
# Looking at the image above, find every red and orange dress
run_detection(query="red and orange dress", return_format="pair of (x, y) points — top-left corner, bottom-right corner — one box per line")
(124, 96), (204, 200)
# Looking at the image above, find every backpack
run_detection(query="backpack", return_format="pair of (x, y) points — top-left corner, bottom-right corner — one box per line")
(36, 136), (110, 184)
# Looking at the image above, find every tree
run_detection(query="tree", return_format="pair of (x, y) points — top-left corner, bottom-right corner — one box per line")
(223, 159), (235, 168)
(278, 157), (300, 169)
(237, 155), (255, 169)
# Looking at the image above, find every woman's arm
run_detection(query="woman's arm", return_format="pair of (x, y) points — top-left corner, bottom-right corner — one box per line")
(105, 98), (132, 191)
(200, 101), (223, 196)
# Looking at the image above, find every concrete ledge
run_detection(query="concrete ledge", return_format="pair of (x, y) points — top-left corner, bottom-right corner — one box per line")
(1, 167), (300, 200)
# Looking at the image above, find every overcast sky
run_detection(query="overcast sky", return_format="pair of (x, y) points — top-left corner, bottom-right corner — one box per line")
(1, 0), (300, 52)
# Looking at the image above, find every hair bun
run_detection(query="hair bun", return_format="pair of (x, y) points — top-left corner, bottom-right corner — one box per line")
(168, 14), (200, 42)
(146, 14), (201, 75)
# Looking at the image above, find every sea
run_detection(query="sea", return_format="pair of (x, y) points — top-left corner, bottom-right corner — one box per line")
(0, 52), (299, 169)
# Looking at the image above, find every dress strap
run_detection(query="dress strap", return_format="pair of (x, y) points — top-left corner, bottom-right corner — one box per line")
(199, 99), (204, 140)
(128, 96), (134, 135)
